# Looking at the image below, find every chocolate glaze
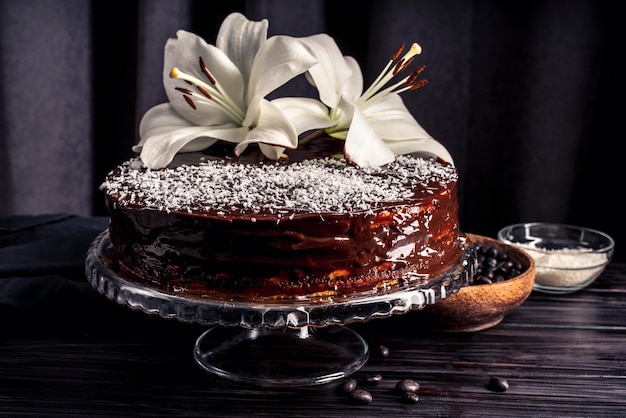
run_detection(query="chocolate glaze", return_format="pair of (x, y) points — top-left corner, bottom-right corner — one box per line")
(102, 139), (461, 299)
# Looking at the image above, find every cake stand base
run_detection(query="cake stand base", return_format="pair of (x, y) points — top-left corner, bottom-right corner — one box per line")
(193, 325), (369, 387)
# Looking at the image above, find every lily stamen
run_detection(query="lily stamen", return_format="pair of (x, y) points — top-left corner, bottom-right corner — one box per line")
(391, 43), (405, 61)
(174, 87), (194, 95)
(175, 86), (219, 110)
(170, 65), (245, 121)
(392, 59), (405, 76)
(199, 57), (216, 85)
(197, 85), (212, 100)
(393, 56), (416, 75)
(409, 79), (428, 91)
(183, 95), (196, 109)
(405, 65), (425, 85)
(358, 42), (427, 107)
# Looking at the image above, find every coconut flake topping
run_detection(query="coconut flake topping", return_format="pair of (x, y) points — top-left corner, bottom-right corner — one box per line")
(101, 155), (457, 215)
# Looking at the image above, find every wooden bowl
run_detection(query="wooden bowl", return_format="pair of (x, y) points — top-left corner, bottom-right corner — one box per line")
(417, 233), (536, 332)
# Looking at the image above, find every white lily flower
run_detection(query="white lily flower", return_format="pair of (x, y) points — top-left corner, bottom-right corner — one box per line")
(133, 13), (318, 169)
(278, 34), (454, 167)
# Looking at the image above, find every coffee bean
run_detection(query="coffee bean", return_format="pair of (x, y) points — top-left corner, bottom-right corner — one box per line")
(362, 373), (383, 386)
(474, 276), (492, 285)
(341, 378), (357, 393)
(473, 243), (524, 285)
(487, 376), (509, 392)
(402, 391), (419, 404)
(395, 378), (420, 393)
(486, 257), (498, 267)
(350, 388), (373, 404)
(377, 344), (390, 358)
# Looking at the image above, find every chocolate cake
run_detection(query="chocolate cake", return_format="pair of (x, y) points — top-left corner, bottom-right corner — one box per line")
(97, 12), (467, 302)
(100, 140), (461, 300)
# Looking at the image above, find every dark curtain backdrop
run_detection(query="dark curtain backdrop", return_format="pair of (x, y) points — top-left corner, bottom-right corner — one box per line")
(0, 0), (622, 261)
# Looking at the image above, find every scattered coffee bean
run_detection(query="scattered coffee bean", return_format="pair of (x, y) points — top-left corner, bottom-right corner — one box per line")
(349, 388), (373, 404)
(395, 378), (420, 393)
(362, 373), (383, 386)
(377, 344), (390, 358)
(341, 378), (358, 393)
(487, 376), (509, 392)
(402, 391), (419, 404)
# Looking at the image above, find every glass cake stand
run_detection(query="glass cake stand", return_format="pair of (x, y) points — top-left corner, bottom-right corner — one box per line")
(85, 230), (476, 387)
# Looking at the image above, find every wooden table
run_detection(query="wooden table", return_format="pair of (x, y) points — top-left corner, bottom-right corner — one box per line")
(2, 261), (625, 417)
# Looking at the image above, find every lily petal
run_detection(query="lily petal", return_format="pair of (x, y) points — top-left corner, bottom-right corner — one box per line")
(342, 56), (363, 101)
(235, 99), (299, 158)
(364, 94), (432, 139)
(136, 104), (249, 168)
(144, 125), (250, 169)
(245, 35), (318, 108)
(139, 130), (215, 169)
(272, 97), (336, 134)
(298, 34), (356, 107)
(136, 103), (193, 151)
(385, 138), (454, 165)
(216, 12), (268, 83)
(257, 142), (286, 161)
(363, 94), (454, 163)
(139, 125), (249, 170)
(343, 98), (395, 167)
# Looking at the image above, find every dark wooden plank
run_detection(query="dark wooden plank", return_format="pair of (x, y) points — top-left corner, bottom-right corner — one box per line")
(1, 264), (625, 417)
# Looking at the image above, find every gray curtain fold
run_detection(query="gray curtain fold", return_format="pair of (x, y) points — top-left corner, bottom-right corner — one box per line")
(465, 1), (607, 231)
(0, 0), (621, 261)
(0, 0), (92, 216)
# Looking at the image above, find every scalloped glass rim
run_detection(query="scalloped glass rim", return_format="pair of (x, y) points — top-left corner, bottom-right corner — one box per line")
(85, 230), (476, 329)
(497, 223), (614, 265)
(497, 222), (613, 293)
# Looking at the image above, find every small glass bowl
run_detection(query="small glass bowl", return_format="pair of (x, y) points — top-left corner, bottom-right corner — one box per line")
(497, 223), (614, 294)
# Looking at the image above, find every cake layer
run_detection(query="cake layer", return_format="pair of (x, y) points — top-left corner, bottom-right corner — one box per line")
(101, 143), (461, 299)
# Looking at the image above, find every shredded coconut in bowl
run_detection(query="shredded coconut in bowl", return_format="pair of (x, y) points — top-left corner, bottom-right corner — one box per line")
(515, 244), (609, 289)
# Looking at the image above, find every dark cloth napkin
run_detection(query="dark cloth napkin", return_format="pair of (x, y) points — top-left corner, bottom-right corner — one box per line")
(0, 214), (109, 318)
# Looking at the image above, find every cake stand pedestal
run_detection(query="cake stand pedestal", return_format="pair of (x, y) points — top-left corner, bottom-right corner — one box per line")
(85, 231), (475, 387)
(193, 325), (368, 386)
